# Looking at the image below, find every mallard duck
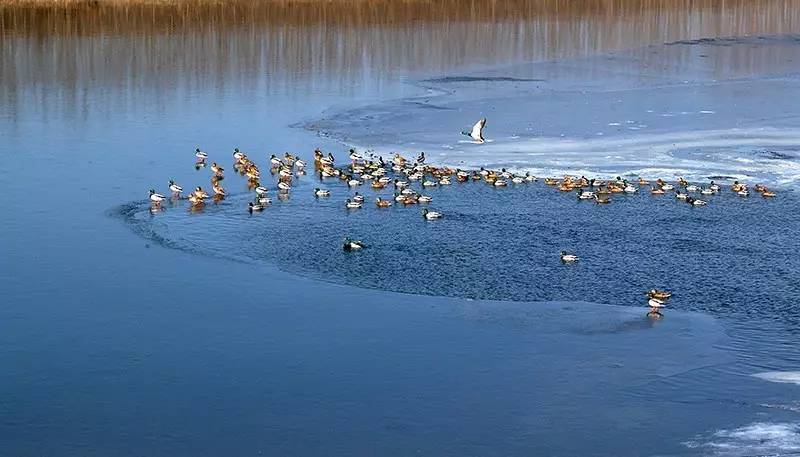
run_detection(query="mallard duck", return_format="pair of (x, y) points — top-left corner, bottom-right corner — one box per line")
(256, 196), (272, 205)
(168, 180), (183, 195)
(233, 148), (245, 160)
(686, 196), (708, 206)
(685, 185), (700, 192)
(560, 251), (579, 262)
(494, 179), (508, 187)
(422, 208), (442, 220)
(193, 187), (209, 199)
(418, 195), (432, 203)
(295, 159), (307, 169)
(737, 188), (750, 197)
(314, 188), (330, 197)
(255, 186), (268, 196)
(343, 237), (365, 251)
(269, 155), (282, 167)
(525, 173), (538, 182)
(211, 162), (224, 175)
(762, 191), (776, 197)
(194, 148), (207, 160)
(353, 193), (365, 203)
(637, 177), (649, 185)
(248, 202), (264, 213)
(624, 184), (638, 193)
(650, 187), (665, 195)
(212, 183), (226, 196)
(376, 198), (392, 208)
(439, 177), (452, 185)
(594, 194), (611, 204)
(648, 298), (666, 309)
(188, 194), (205, 206)
(700, 188), (715, 195)
(422, 180), (437, 188)
(278, 182), (291, 191)
(675, 190), (688, 200)
(149, 189), (166, 205)
(345, 199), (362, 209)
(647, 289), (672, 300)
(661, 183), (674, 191)
(512, 176), (525, 184)
(709, 181), (720, 191)
(577, 189), (594, 200)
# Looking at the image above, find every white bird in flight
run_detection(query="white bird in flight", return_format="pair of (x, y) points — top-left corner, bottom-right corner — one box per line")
(462, 118), (486, 143)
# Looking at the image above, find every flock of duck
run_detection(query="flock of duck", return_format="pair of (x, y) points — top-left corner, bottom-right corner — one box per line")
(146, 141), (779, 318)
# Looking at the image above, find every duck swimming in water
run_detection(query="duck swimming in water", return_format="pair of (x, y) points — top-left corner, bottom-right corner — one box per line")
(314, 188), (330, 197)
(376, 197), (392, 208)
(345, 199), (362, 209)
(343, 237), (365, 251)
(168, 180), (183, 196)
(422, 208), (442, 220)
(149, 189), (166, 206)
(560, 251), (579, 262)
(248, 202), (264, 213)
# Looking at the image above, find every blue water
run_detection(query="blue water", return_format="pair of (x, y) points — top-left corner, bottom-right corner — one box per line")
(3, 3), (800, 455)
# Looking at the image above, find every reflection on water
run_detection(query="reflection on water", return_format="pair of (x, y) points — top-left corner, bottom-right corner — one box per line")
(2, 0), (800, 120)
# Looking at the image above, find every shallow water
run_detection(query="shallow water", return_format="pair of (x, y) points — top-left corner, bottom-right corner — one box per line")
(3, 1), (800, 455)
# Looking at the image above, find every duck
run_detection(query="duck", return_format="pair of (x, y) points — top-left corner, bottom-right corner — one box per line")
(594, 194), (611, 204)
(624, 184), (638, 194)
(762, 190), (776, 198)
(345, 199), (363, 209)
(277, 182), (291, 191)
(211, 162), (224, 176)
(685, 185), (700, 192)
(439, 177), (452, 185)
(422, 208), (442, 220)
(255, 186), (269, 196)
(560, 251), (579, 262)
(187, 193), (205, 206)
(376, 198), (393, 208)
(194, 148), (208, 160)
(493, 179), (508, 187)
(233, 148), (245, 160)
(295, 159), (307, 169)
(700, 188), (716, 195)
(269, 155), (282, 167)
(343, 237), (365, 251)
(422, 180), (438, 188)
(462, 118), (486, 143)
(637, 177), (649, 185)
(248, 202), (264, 213)
(650, 186), (665, 195)
(661, 183), (675, 191)
(149, 189), (166, 205)
(314, 188), (330, 197)
(709, 181), (720, 191)
(256, 196), (272, 205)
(577, 189), (594, 200)
(737, 188), (750, 197)
(648, 298), (666, 309)
(685, 196), (708, 206)
(675, 190), (688, 200)
(525, 172), (538, 182)
(647, 289), (672, 300)
(168, 180), (183, 196)
(418, 195), (433, 203)
(193, 186), (210, 199)
(512, 176), (525, 184)
(353, 193), (365, 203)
(212, 183), (226, 196)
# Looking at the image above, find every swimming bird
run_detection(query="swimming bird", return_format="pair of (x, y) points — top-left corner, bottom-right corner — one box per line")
(195, 148), (208, 160)
(422, 208), (442, 220)
(168, 180), (183, 196)
(255, 186), (269, 196)
(149, 189), (166, 206)
(577, 189), (594, 200)
(353, 193), (365, 203)
(345, 199), (362, 209)
(647, 289), (672, 300)
(193, 186), (209, 199)
(560, 251), (579, 262)
(314, 188), (330, 197)
(277, 182), (291, 191)
(462, 118), (486, 143)
(376, 197), (392, 207)
(211, 162), (224, 176)
(685, 196), (708, 206)
(418, 195), (433, 203)
(343, 237), (365, 251)
(233, 148), (245, 161)
(248, 202), (264, 213)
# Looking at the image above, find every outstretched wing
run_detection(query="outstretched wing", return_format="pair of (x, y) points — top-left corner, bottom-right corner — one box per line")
(471, 118), (486, 142)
